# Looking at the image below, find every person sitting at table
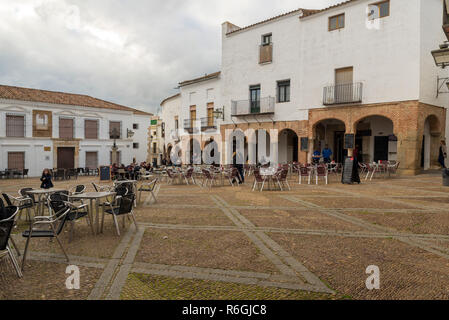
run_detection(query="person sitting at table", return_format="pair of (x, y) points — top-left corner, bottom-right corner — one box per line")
(322, 145), (333, 164)
(312, 150), (321, 165)
(40, 168), (54, 189)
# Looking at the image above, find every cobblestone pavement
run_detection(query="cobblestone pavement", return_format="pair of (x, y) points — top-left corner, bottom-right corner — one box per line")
(1, 173), (449, 300)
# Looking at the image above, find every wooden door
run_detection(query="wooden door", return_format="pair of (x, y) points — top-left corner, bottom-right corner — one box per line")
(190, 109), (196, 128)
(57, 147), (75, 169)
(207, 105), (214, 126)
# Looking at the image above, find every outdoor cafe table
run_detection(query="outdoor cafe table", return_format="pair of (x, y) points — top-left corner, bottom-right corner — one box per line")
(259, 168), (277, 191)
(25, 188), (67, 215)
(69, 191), (116, 235)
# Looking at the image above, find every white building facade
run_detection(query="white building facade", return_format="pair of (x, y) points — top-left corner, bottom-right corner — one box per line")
(0, 85), (152, 177)
(217, 0), (448, 174)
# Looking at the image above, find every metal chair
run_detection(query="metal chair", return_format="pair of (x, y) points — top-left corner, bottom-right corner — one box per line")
(0, 205), (22, 278)
(2, 193), (33, 222)
(298, 166), (312, 185)
(315, 165), (328, 185)
(49, 193), (93, 242)
(138, 179), (158, 204)
(201, 169), (217, 188)
(252, 169), (267, 192)
(273, 169), (291, 191)
(101, 194), (138, 236)
(21, 204), (71, 271)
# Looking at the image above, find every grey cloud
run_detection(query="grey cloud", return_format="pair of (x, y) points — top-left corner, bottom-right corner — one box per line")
(0, 0), (340, 114)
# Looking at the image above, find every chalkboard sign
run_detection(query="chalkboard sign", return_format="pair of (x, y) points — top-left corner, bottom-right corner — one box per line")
(99, 166), (111, 181)
(300, 137), (309, 152)
(342, 157), (361, 185)
(344, 134), (355, 149)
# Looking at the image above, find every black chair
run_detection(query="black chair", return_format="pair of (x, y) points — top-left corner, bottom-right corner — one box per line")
(21, 203), (71, 271)
(101, 194), (137, 236)
(0, 205), (22, 278)
(22, 169), (29, 179)
(70, 185), (86, 195)
(2, 193), (33, 222)
(49, 193), (93, 242)
(0, 170), (6, 179)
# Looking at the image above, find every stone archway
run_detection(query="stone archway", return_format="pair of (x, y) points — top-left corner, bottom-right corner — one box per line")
(354, 115), (396, 163)
(278, 129), (299, 163)
(310, 118), (347, 163)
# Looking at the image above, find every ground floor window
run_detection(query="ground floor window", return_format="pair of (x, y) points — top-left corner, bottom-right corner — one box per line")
(86, 151), (98, 169)
(8, 152), (25, 170)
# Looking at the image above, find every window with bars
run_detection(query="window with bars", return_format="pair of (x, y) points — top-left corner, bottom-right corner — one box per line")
(109, 121), (121, 139)
(59, 118), (74, 139)
(8, 152), (25, 169)
(6, 115), (25, 137)
(85, 119), (99, 139)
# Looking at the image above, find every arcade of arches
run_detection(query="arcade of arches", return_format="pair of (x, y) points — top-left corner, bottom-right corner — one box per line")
(164, 101), (445, 175)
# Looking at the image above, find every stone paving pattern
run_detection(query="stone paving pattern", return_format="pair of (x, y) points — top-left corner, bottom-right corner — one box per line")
(1, 173), (449, 300)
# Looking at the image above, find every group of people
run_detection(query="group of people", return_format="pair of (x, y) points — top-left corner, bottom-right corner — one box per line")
(312, 145), (334, 164)
(111, 161), (154, 180)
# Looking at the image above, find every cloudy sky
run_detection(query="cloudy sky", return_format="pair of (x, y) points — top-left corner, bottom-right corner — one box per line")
(0, 0), (341, 114)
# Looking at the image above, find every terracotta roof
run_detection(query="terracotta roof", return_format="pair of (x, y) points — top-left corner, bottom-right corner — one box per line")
(178, 72), (221, 87)
(0, 84), (153, 116)
(300, 0), (359, 18)
(225, 8), (320, 35)
(160, 93), (180, 106)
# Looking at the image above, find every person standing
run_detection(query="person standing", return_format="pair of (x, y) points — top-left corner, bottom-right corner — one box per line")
(40, 169), (54, 189)
(322, 145), (333, 164)
(439, 140), (448, 168)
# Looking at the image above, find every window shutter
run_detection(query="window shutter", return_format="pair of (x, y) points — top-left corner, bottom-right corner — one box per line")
(59, 118), (74, 139)
(6, 115), (25, 137)
(85, 120), (99, 139)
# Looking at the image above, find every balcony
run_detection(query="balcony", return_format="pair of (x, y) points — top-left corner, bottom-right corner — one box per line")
(231, 97), (275, 116)
(200, 117), (216, 131)
(323, 82), (363, 106)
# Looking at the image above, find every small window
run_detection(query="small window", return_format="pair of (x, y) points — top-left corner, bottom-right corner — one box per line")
(368, 0), (390, 20)
(277, 80), (290, 103)
(329, 14), (345, 31)
(133, 143), (139, 149)
(262, 33), (272, 46)
(133, 123), (139, 130)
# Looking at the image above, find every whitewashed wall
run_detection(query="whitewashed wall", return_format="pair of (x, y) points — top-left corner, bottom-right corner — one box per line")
(180, 76), (222, 135)
(160, 94), (181, 152)
(0, 99), (151, 176)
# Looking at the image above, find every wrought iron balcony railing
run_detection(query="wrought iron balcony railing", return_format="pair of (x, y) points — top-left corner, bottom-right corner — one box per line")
(231, 96), (275, 116)
(201, 117), (216, 129)
(323, 82), (363, 105)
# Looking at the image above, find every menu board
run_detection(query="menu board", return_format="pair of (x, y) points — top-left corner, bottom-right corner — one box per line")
(99, 166), (111, 181)
(342, 157), (361, 185)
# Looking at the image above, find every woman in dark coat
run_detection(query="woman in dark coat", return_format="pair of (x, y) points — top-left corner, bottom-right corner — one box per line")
(439, 140), (447, 169)
(40, 169), (54, 189)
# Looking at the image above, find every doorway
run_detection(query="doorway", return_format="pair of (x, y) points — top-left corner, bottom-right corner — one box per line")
(374, 136), (389, 162)
(334, 131), (346, 163)
(57, 147), (75, 169)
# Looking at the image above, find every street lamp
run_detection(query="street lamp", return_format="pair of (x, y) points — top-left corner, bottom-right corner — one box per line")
(212, 107), (225, 120)
(431, 43), (449, 68)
